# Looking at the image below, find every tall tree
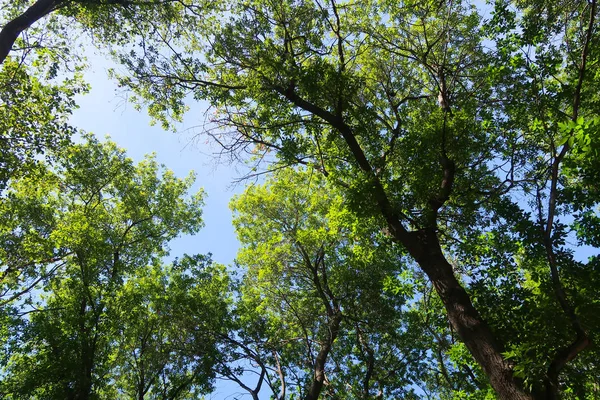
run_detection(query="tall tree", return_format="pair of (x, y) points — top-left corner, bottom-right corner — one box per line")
(0, 0), (173, 65)
(0, 0), (190, 189)
(0, 0), (67, 65)
(228, 168), (484, 399)
(110, 254), (230, 400)
(0, 136), (228, 399)
(115, 0), (600, 398)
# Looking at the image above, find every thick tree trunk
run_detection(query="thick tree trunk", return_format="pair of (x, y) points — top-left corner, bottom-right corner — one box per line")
(72, 296), (96, 400)
(70, 334), (95, 400)
(74, 363), (93, 400)
(403, 228), (532, 400)
(0, 0), (61, 65)
(338, 124), (532, 399)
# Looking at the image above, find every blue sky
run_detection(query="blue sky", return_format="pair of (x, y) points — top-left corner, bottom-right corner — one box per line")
(70, 50), (242, 268)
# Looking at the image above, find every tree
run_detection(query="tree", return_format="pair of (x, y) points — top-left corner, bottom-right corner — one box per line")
(0, 0), (188, 189)
(0, 136), (228, 399)
(228, 168), (489, 399)
(115, 0), (600, 398)
(110, 254), (230, 400)
(0, 0), (72, 65)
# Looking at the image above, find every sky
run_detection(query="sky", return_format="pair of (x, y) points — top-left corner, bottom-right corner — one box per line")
(69, 49), (243, 268)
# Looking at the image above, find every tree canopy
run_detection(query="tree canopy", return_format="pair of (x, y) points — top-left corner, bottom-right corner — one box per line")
(0, 136), (229, 399)
(1, 0), (599, 399)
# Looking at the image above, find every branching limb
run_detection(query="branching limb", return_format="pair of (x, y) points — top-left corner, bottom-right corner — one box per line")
(544, 1), (596, 396)
(0, 0), (64, 65)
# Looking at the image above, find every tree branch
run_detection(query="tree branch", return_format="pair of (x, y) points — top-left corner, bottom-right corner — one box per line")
(0, 0), (64, 65)
(544, 1), (596, 395)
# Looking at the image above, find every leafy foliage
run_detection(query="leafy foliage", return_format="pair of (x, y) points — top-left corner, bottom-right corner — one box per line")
(228, 168), (500, 399)
(111, 0), (600, 398)
(0, 137), (229, 399)
(0, 58), (85, 190)
(1, 0), (599, 399)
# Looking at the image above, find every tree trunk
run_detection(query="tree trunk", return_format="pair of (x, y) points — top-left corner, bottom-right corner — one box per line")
(0, 0), (61, 65)
(403, 228), (533, 400)
(304, 312), (342, 400)
(73, 296), (95, 400)
(71, 333), (95, 400)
